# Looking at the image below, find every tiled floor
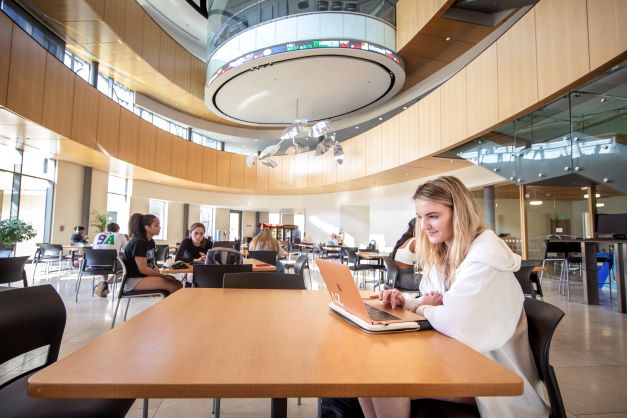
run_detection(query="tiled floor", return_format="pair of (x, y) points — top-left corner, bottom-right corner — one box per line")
(1, 264), (626, 417)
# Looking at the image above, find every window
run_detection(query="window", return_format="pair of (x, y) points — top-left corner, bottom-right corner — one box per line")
(148, 199), (168, 240)
(199, 205), (215, 239)
(269, 213), (281, 224)
(106, 175), (130, 234)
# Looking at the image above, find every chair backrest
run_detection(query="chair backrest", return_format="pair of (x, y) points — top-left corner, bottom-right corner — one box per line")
(82, 249), (119, 272)
(366, 240), (377, 250)
(566, 241), (582, 262)
(343, 247), (359, 263)
(0, 285), (66, 380)
(205, 247), (243, 265)
(247, 250), (277, 264)
(0, 256), (29, 286)
(544, 241), (569, 259)
(223, 272), (306, 290)
(193, 264), (252, 288)
(155, 244), (170, 262)
(514, 266), (536, 296)
(293, 254), (309, 275)
(40, 244), (63, 259)
(524, 298), (566, 418)
(383, 257), (399, 285)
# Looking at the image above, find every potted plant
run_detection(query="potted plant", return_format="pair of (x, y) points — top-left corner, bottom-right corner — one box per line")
(0, 219), (37, 257)
(90, 210), (109, 234)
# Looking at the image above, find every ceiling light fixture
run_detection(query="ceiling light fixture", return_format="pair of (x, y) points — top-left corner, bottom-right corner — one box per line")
(529, 190), (543, 206)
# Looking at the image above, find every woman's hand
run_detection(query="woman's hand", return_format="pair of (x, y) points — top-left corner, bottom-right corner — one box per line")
(195, 252), (206, 262)
(379, 288), (406, 309)
(420, 291), (443, 306)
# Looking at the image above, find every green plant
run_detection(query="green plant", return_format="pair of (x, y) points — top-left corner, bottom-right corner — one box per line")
(90, 210), (108, 233)
(0, 219), (37, 245)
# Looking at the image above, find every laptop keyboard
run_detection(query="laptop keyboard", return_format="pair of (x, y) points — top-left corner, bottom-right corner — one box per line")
(365, 304), (401, 321)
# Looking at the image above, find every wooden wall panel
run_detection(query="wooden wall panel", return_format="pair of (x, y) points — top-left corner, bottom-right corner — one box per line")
(7, 28), (46, 124)
(96, 95), (120, 155)
(190, 58), (206, 98)
(42, 54), (74, 138)
(440, 69), (467, 148)
(229, 153), (246, 189)
(535, 0), (590, 100)
(143, 15), (161, 69)
(174, 45), (191, 91)
(381, 117), (400, 170)
(335, 141), (351, 183)
(137, 120), (156, 171)
(170, 138), (188, 179)
(365, 126), (382, 175)
(86, 0), (105, 16)
(117, 108), (139, 165)
(71, 77), (99, 149)
(587, 0), (627, 70)
(268, 156), (283, 190)
(399, 103), (419, 164)
(294, 153), (308, 189)
(0, 15), (12, 106)
(281, 155), (295, 191)
(321, 149), (337, 185)
(466, 43), (498, 137)
(154, 130), (172, 175)
(185, 143), (204, 183)
(256, 160), (269, 191)
(244, 157), (257, 190)
(497, 10), (538, 120)
(397, 0), (448, 50)
(202, 147), (217, 185)
(124, 0), (144, 55)
(103, 0), (126, 38)
(418, 88), (441, 157)
(159, 32), (177, 81)
(350, 134), (366, 180)
(307, 152), (323, 188)
(216, 152), (230, 187)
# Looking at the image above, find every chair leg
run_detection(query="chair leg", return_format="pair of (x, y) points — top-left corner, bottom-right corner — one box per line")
(213, 397), (221, 417)
(91, 275), (96, 297)
(75, 270), (83, 303)
(111, 296), (123, 329)
(123, 298), (132, 321)
(143, 398), (149, 418)
(317, 398), (322, 418)
(297, 397), (302, 405)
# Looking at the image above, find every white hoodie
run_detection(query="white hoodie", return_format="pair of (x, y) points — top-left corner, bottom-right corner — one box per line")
(404, 230), (550, 418)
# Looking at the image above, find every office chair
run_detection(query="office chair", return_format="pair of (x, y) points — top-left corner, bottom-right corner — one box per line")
(74, 249), (119, 302)
(193, 263), (252, 288)
(0, 256), (29, 289)
(0, 285), (134, 417)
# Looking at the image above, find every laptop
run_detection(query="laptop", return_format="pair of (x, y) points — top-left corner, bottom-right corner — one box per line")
(316, 259), (432, 333)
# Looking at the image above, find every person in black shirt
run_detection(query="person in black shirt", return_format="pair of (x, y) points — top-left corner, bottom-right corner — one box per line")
(175, 223), (213, 263)
(123, 213), (182, 295)
(70, 226), (88, 243)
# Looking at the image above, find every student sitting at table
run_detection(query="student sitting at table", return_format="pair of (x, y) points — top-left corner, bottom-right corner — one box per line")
(70, 225), (88, 244)
(249, 228), (285, 273)
(175, 222), (213, 263)
(360, 176), (549, 418)
(123, 213), (182, 295)
(92, 222), (129, 297)
(390, 217), (419, 290)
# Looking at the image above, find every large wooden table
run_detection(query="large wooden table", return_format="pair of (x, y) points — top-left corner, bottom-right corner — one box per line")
(160, 258), (277, 274)
(29, 289), (522, 417)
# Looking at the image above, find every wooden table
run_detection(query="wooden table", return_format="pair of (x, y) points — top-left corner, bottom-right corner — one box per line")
(160, 258), (277, 275)
(357, 251), (389, 260)
(29, 290), (522, 418)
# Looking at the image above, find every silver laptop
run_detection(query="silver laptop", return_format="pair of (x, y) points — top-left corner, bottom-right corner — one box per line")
(316, 259), (431, 333)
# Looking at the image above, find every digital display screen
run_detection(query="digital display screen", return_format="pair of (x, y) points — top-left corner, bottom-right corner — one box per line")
(208, 39), (401, 84)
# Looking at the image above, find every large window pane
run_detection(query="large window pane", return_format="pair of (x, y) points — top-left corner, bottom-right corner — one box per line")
(148, 199), (167, 240)
(15, 176), (51, 257)
(199, 206), (214, 239)
(22, 148), (55, 181)
(0, 171), (13, 219)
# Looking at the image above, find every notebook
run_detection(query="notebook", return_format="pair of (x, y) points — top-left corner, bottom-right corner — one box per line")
(316, 259), (432, 333)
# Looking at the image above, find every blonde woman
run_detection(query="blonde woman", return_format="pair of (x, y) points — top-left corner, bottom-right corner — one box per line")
(249, 228), (285, 272)
(360, 176), (549, 418)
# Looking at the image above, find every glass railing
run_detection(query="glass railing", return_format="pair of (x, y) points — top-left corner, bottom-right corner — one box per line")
(443, 63), (627, 194)
(207, 0), (396, 57)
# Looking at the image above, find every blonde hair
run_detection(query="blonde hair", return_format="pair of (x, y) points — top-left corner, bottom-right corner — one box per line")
(249, 228), (281, 252)
(413, 176), (485, 288)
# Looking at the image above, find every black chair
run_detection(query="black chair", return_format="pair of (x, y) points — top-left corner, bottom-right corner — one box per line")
(75, 249), (119, 302)
(343, 247), (376, 288)
(247, 250), (277, 265)
(33, 244), (70, 276)
(383, 257), (420, 292)
(0, 256), (29, 290)
(293, 254), (312, 288)
(0, 284), (134, 418)
(154, 244), (169, 267)
(514, 265), (537, 298)
(541, 241), (569, 291)
(223, 272), (306, 290)
(111, 255), (170, 329)
(524, 298), (567, 418)
(205, 248), (243, 265)
(193, 264), (252, 288)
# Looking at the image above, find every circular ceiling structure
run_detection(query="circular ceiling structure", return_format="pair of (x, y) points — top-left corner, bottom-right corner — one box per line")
(213, 55), (394, 125)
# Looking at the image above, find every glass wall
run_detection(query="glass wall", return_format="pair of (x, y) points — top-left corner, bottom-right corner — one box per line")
(106, 175), (131, 234)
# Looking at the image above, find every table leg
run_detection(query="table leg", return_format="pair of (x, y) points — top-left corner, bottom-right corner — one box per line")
(615, 243), (626, 314)
(581, 242), (600, 305)
(271, 398), (287, 418)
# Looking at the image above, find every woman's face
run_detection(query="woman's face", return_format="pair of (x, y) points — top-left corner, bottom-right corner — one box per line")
(190, 227), (205, 245)
(145, 219), (161, 237)
(415, 198), (453, 246)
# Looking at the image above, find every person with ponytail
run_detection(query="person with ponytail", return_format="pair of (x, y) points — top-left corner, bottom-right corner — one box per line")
(122, 213), (182, 295)
(360, 176), (549, 418)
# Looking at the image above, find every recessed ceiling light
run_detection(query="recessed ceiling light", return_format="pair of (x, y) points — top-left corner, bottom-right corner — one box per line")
(378, 117), (383, 121)
(355, 126), (359, 129)
(445, 36), (451, 42)
(254, 139), (258, 142)
(403, 106), (407, 110)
